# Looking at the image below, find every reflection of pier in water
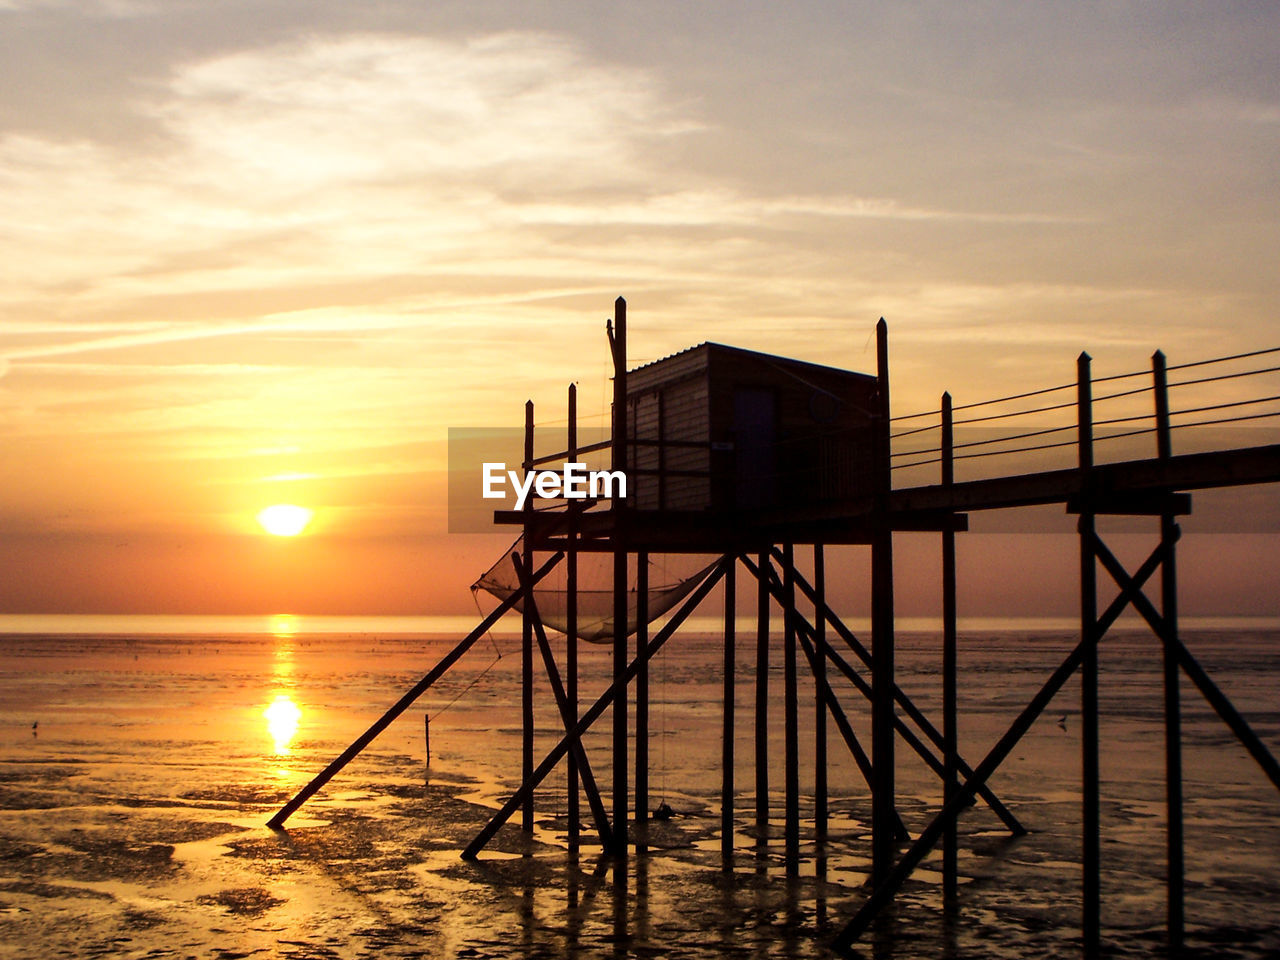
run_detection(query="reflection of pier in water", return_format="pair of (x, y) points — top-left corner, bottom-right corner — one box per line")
(273, 298), (1280, 958)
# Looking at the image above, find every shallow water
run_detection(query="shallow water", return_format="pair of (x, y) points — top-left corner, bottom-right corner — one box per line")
(1, 626), (1278, 958)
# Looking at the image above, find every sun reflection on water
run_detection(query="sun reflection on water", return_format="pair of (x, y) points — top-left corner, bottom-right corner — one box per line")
(264, 694), (302, 755)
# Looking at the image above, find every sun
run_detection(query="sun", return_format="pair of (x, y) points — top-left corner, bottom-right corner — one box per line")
(257, 504), (313, 537)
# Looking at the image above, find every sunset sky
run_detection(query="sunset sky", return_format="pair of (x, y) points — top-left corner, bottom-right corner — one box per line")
(1, 2), (1278, 616)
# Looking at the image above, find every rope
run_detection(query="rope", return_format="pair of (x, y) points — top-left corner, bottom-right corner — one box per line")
(1168, 408), (1280, 432)
(952, 398), (1076, 426)
(891, 421), (940, 440)
(1167, 345), (1280, 373)
(425, 589), (508, 721)
(430, 652), (502, 719)
(1171, 363), (1280, 390)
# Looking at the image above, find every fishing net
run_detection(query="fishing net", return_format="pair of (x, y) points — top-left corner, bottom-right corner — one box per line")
(472, 536), (718, 643)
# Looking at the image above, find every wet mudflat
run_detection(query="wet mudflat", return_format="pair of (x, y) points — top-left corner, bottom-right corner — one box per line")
(1, 628), (1278, 958)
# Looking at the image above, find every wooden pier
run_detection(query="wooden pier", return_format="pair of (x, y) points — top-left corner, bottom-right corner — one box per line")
(272, 298), (1280, 958)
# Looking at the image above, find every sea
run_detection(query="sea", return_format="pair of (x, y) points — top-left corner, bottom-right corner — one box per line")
(1, 614), (1278, 959)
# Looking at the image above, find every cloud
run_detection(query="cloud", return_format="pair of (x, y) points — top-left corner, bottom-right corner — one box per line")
(0, 32), (710, 346)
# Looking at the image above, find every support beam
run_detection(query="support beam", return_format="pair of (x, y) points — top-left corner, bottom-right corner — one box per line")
(566, 382), (580, 853)
(269, 552), (564, 829)
(1153, 350), (1184, 956)
(522, 400), (536, 834)
(770, 548), (1024, 836)
(793, 625), (908, 840)
(610, 295), (628, 856)
(1078, 350), (1101, 959)
(814, 543), (829, 842)
(636, 550), (649, 835)
(464, 557), (728, 860)
(1091, 536), (1280, 795)
(833, 533), (1170, 949)
(871, 317), (896, 886)
(941, 390), (959, 902)
(783, 542), (800, 875)
(755, 550), (771, 838)
(512, 553), (613, 850)
(722, 558), (736, 862)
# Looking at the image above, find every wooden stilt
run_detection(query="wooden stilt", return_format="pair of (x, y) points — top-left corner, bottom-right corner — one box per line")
(566, 382), (580, 853)
(522, 399), (536, 834)
(1161, 524), (1184, 960)
(871, 317), (897, 887)
(813, 543), (828, 843)
(610, 296), (629, 856)
(722, 557), (736, 863)
(636, 550), (649, 836)
(755, 550), (771, 839)
(941, 390), (959, 903)
(1153, 350), (1184, 956)
(1078, 352), (1101, 959)
(783, 542), (800, 876)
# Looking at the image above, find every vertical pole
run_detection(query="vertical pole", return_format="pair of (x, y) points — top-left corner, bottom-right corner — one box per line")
(567, 383), (580, 853)
(722, 557), (737, 862)
(636, 550), (649, 835)
(1078, 351), (1100, 958)
(871, 317), (897, 886)
(522, 399), (535, 834)
(941, 391), (958, 902)
(611, 296), (629, 856)
(783, 541), (800, 876)
(424, 713), (431, 766)
(755, 550), (771, 838)
(814, 543), (828, 842)
(657, 393), (667, 510)
(1154, 350), (1184, 956)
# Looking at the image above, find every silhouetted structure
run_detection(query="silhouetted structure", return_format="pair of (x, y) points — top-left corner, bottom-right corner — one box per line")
(272, 298), (1280, 959)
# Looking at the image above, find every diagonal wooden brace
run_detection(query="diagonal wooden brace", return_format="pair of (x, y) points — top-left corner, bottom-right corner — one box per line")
(833, 534), (1166, 951)
(749, 551), (1022, 836)
(1091, 534), (1280, 795)
(511, 552), (614, 850)
(794, 625), (909, 840)
(268, 551), (565, 830)
(462, 556), (730, 859)
(770, 546), (1026, 836)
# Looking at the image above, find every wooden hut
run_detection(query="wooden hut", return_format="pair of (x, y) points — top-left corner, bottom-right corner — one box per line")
(625, 343), (879, 513)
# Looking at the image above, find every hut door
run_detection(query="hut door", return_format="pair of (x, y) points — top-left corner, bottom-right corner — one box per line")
(732, 387), (777, 509)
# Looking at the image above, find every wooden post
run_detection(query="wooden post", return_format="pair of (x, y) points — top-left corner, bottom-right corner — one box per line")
(424, 713), (431, 766)
(636, 550), (649, 836)
(1153, 350), (1184, 955)
(611, 296), (629, 855)
(567, 382), (580, 853)
(722, 556), (736, 862)
(783, 541), (800, 876)
(1078, 351), (1100, 958)
(814, 543), (828, 842)
(871, 317), (897, 886)
(755, 550), (771, 839)
(522, 399), (535, 834)
(942, 391), (958, 902)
